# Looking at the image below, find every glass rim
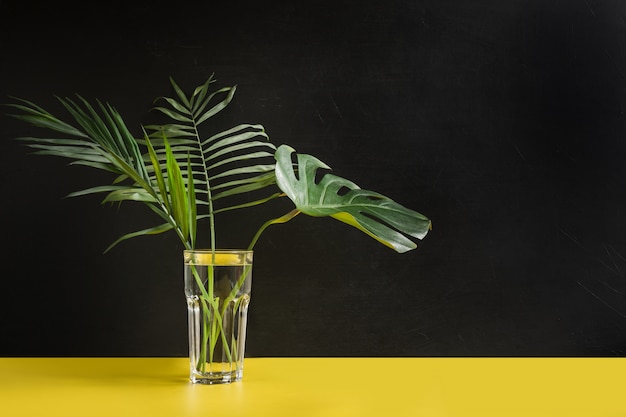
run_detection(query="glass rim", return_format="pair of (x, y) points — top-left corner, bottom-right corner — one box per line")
(183, 249), (253, 254)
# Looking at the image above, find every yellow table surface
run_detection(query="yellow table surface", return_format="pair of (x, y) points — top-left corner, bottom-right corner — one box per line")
(0, 357), (624, 416)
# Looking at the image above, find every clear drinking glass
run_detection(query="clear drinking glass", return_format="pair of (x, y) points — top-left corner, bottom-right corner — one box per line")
(184, 250), (253, 384)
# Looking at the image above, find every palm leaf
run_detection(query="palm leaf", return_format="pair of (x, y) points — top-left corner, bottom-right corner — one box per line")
(145, 77), (279, 230)
(274, 145), (431, 253)
(103, 223), (175, 254)
(5, 97), (147, 181)
(4, 94), (192, 251)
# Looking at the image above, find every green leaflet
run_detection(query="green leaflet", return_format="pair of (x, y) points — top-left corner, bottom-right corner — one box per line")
(274, 145), (431, 253)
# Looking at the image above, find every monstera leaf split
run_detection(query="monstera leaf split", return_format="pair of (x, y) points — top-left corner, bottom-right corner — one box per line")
(274, 145), (431, 253)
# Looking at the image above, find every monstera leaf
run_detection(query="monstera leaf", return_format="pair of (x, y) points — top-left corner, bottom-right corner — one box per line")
(274, 145), (431, 253)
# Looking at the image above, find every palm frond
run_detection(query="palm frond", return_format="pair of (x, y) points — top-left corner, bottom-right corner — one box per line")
(145, 77), (279, 225)
(4, 94), (191, 251)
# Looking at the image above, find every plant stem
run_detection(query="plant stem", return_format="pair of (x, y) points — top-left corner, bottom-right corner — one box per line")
(247, 209), (301, 250)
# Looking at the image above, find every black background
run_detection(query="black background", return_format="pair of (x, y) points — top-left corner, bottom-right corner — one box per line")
(1, 0), (625, 357)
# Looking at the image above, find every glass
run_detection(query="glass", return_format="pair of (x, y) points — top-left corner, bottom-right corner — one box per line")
(184, 250), (253, 384)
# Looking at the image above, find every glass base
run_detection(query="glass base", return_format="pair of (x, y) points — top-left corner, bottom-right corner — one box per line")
(190, 369), (243, 384)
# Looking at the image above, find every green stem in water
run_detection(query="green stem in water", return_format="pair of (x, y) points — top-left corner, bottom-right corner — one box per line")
(189, 262), (234, 372)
